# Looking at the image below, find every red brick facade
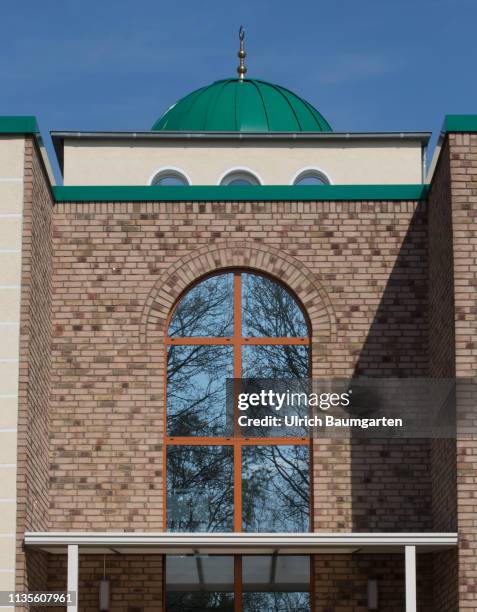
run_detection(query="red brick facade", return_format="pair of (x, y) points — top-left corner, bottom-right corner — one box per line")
(14, 134), (473, 609)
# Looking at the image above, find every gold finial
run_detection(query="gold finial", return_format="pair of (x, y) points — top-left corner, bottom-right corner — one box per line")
(237, 25), (247, 80)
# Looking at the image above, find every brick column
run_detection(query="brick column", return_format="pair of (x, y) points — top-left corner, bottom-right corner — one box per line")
(447, 131), (477, 611)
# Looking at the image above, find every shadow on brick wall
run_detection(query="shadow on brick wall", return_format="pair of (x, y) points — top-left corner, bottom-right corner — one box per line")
(349, 204), (433, 532)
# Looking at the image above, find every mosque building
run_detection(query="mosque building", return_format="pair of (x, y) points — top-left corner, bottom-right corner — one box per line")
(0, 29), (474, 611)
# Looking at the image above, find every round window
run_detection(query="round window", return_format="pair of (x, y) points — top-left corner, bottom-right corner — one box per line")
(220, 170), (261, 186)
(151, 169), (189, 186)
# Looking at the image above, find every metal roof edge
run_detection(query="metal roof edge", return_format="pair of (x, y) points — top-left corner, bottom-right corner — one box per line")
(0, 115), (39, 134)
(24, 531), (458, 548)
(50, 130), (431, 143)
(443, 114), (477, 133)
(53, 184), (429, 203)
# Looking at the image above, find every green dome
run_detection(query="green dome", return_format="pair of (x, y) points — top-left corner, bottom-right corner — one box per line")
(152, 78), (332, 132)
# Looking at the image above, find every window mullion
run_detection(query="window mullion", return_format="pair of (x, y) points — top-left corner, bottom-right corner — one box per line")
(233, 272), (243, 534)
(234, 555), (242, 612)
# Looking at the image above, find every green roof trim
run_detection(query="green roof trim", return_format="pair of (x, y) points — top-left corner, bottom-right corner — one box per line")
(152, 79), (332, 133)
(443, 115), (477, 133)
(53, 184), (428, 203)
(0, 116), (39, 134)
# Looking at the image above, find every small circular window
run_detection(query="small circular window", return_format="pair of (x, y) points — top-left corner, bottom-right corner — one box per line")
(220, 170), (261, 186)
(150, 169), (189, 186)
(293, 169), (330, 186)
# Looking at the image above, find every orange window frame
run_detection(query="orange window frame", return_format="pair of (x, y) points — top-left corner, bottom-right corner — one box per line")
(163, 270), (313, 611)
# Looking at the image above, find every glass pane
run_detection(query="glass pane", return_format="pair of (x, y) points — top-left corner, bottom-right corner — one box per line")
(167, 555), (199, 587)
(237, 378), (310, 438)
(167, 555), (234, 590)
(242, 445), (309, 532)
(295, 176), (326, 185)
(242, 273), (308, 337)
(166, 592), (234, 611)
(167, 345), (233, 436)
(169, 274), (234, 337)
(242, 592), (310, 611)
(274, 556), (310, 588)
(242, 555), (310, 590)
(157, 176), (187, 186)
(242, 556), (271, 586)
(242, 345), (309, 379)
(222, 172), (259, 186)
(227, 179), (254, 185)
(167, 446), (233, 532)
(201, 556), (234, 588)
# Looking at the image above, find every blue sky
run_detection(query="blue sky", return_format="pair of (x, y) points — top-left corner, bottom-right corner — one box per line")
(2, 0), (477, 178)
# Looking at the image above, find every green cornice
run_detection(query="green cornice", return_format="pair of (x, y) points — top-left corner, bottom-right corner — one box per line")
(53, 184), (428, 203)
(443, 115), (477, 133)
(0, 116), (39, 134)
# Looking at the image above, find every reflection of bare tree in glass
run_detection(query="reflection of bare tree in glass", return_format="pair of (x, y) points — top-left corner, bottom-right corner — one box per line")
(169, 274), (234, 337)
(241, 345), (310, 438)
(243, 446), (309, 532)
(243, 592), (310, 611)
(167, 275), (234, 436)
(167, 446), (233, 532)
(167, 345), (233, 436)
(243, 344), (309, 379)
(167, 592), (234, 611)
(243, 273), (308, 338)
(165, 272), (312, 607)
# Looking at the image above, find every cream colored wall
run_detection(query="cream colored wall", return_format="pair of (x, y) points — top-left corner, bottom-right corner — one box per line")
(63, 140), (424, 185)
(0, 136), (24, 605)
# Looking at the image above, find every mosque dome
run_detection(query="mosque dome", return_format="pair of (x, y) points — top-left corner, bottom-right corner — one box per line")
(151, 78), (332, 133)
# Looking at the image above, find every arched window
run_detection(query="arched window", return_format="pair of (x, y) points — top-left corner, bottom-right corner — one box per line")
(165, 271), (311, 609)
(166, 270), (310, 528)
(292, 168), (331, 185)
(150, 168), (190, 186)
(219, 169), (261, 186)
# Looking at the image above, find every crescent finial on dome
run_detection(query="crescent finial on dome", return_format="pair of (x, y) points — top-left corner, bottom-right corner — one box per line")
(237, 25), (247, 80)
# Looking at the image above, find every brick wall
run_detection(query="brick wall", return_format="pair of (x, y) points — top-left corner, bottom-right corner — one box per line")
(446, 131), (477, 611)
(45, 552), (436, 612)
(11, 143), (461, 609)
(432, 549), (458, 612)
(426, 138), (459, 610)
(427, 140), (456, 380)
(313, 552), (433, 611)
(47, 554), (163, 612)
(427, 145), (456, 534)
(15, 137), (54, 599)
(49, 199), (432, 533)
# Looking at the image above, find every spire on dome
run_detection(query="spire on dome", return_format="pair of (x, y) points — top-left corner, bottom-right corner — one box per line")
(237, 25), (247, 80)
